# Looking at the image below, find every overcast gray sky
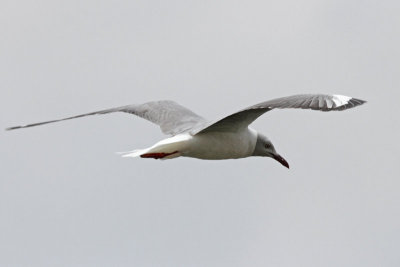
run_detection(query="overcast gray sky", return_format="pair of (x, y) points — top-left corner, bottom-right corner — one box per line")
(1, 0), (399, 266)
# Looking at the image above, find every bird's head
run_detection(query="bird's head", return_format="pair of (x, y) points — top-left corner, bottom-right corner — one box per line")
(252, 133), (289, 169)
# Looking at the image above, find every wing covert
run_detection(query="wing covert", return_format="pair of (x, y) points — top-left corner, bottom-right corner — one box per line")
(6, 100), (207, 136)
(195, 94), (366, 134)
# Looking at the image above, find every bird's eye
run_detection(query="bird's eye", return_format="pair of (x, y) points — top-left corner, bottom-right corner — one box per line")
(265, 144), (271, 149)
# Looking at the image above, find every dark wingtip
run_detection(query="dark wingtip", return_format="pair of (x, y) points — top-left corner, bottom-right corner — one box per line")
(335, 97), (367, 111)
(351, 98), (367, 105)
(348, 97), (367, 109)
(5, 126), (22, 131)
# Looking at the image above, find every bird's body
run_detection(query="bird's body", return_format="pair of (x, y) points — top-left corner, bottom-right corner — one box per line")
(6, 94), (366, 168)
(185, 128), (258, 159)
(129, 127), (258, 160)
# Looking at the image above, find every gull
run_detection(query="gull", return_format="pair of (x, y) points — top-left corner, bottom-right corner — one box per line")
(6, 94), (366, 168)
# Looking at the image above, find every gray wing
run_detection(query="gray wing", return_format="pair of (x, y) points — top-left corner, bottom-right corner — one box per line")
(195, 94), (366, 134)
(6, 100), (207, 136)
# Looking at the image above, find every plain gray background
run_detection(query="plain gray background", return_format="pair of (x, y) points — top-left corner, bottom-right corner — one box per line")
(1, 0), (399, 266)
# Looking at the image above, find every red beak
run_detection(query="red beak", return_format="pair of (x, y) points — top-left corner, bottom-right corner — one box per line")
(273, 154), (290, 169)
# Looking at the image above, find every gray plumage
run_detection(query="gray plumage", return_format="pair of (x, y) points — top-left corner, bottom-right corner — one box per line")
(195, 94), (366, 134)
(6, 100), (207, 136)
(6, 94), (366, 136)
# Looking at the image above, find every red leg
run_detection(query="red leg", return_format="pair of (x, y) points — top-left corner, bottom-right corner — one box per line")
(140, 151), (179, 159)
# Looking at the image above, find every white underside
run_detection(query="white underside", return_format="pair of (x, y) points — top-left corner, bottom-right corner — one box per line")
(121, 128), (258, 160)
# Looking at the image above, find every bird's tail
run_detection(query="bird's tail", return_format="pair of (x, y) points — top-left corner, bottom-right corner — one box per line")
(116, 148), (149, 158)
(117, 135), (190, 159)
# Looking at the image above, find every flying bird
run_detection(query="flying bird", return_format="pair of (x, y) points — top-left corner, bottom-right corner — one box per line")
(6, 94), (366, 168)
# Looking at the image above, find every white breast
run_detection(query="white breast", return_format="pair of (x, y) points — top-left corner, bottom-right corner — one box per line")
(183, 128), (258, 160)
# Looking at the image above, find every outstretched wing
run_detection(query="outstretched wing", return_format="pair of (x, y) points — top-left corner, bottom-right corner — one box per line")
(6, 100), (207, 136)
(195, 94), (366, 134)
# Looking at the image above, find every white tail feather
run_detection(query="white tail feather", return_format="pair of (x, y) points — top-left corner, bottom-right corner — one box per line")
(117, 134), (191, 159)
(118, 149), (148, 158)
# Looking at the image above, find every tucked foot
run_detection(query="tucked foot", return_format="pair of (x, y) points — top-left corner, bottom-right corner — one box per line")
(140, 151), (179, 159)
